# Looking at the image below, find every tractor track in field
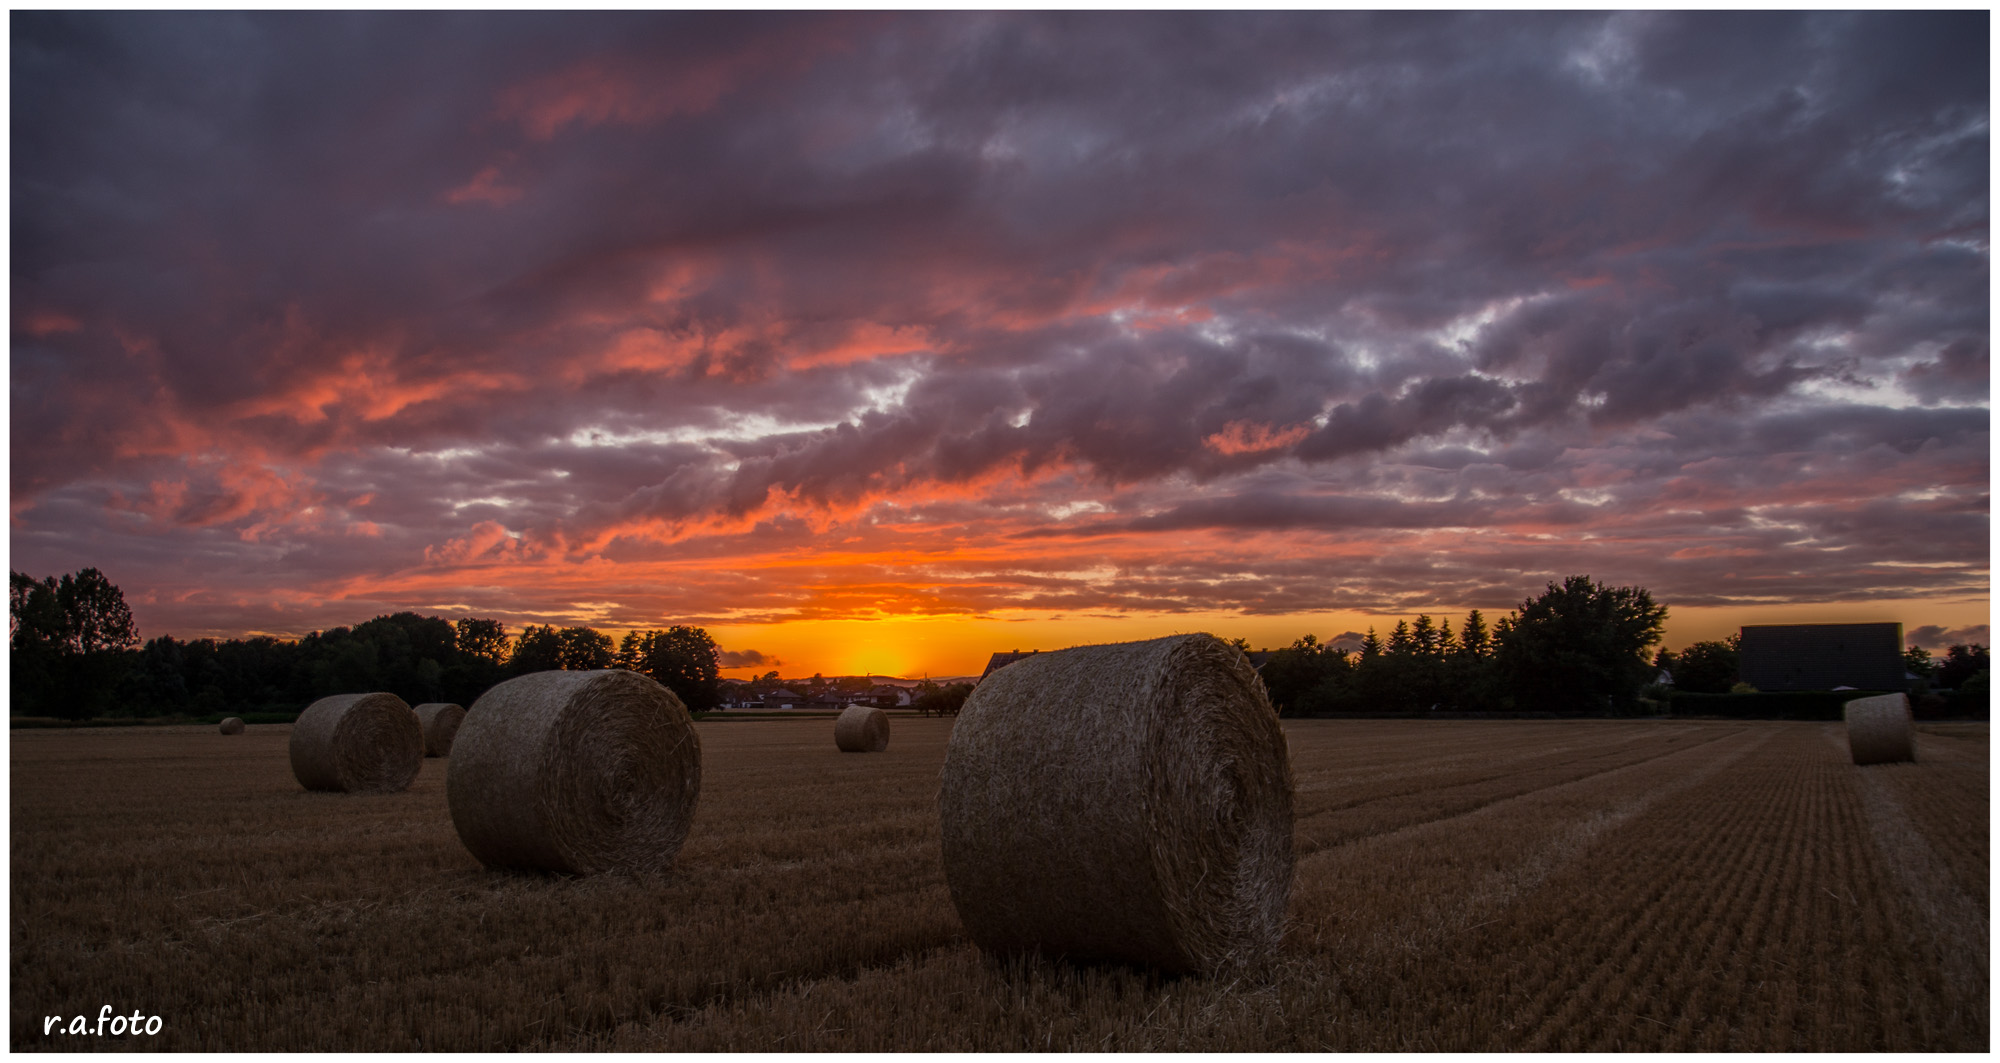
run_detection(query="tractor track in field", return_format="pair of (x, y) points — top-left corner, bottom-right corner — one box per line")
(1293, 723), (1756, 856)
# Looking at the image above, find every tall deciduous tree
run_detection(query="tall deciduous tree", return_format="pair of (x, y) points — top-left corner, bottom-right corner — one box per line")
(554, 627), (613, 671)
(1495, 576), (1667, 715)
(1672, 638), (1741, 694)
(454, 618), (510, 666)
(509, 624), (564, 674)
(10, 568), (138, 718)
(58, 568), (138, 655)
(616, 626), (722, 711)
(1936, 644), (1990, 689)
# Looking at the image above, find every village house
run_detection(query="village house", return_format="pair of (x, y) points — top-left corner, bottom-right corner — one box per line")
(979, 649), (1041, 682)
(867, 684), (912, 707)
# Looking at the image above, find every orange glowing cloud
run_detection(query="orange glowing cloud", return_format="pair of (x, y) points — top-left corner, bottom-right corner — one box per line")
(784, 320), (936, 369)
(233, 344), (527, 426)
(588, 326), (707, 376)
(424, 520), (531, 567)
(1204, 420), (1313, 455)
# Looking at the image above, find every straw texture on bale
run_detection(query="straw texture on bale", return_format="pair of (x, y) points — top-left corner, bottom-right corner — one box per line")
(218, 717), (245, 735)
(1845, 692), (1916, 765)
(447, 669), (701, 875)
(938, 633), (1294, 974)
(413, 702), (467, 757)
(288, 692), (423, 793)
(834, 704), (890, 752)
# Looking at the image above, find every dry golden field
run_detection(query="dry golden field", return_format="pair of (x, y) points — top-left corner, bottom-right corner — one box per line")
(10, 716), (1988, 1051)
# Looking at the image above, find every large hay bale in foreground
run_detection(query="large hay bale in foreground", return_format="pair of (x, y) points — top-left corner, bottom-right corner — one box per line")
(938, 633), (1294, 974)
(413, 702), (467, 757)
(447, 669), (701, 875)
(219, 717), (245, 735)
(1846, 692), (1916, 765)
(834, 704), (890, 752)
(289, 693), (423, 793)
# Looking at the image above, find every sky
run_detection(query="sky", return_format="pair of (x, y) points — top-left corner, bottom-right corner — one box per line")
(10, 11), (1991, 679)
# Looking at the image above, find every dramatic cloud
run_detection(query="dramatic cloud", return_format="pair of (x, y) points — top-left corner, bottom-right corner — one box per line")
(11, 12), (1988, 672)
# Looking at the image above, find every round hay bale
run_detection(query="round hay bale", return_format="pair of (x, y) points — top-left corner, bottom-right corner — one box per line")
(938, 633), (1294, 974)
(1846, 692), (1916, 765)
(447, 669), (701, 875)
(289, 692), (423, 793)
(834, 704), (890, 752)
(219, 717), (245, 735)
(413, 702), (467, 757)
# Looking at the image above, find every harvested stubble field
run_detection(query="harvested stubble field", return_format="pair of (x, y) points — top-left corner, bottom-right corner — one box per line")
(10, 716), (1988, 1051)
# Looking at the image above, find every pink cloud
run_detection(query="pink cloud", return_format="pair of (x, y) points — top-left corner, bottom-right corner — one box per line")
(444, 165), (524, 206)
(424, 521), (530, 567)
(1204, 421), (1313, 456)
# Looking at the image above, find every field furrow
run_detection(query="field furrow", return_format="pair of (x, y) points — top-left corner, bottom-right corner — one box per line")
(1292, 723), (1753, 852)
(11, 717), (1986, 1051)
(1470, 723), (1985, 1051)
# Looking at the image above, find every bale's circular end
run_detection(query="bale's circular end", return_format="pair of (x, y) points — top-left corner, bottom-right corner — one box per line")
(939, 633), (1294, 974)
(447, 669), (701, 875)
(219, 717), (245, 735)
(288, 693), (423, 793)
(413, 702), (467, 757)
(834, 704), (890, 752)
(1846, 692), (1916, 765)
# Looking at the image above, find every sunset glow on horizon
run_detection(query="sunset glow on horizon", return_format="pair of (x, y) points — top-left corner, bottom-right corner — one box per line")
(12, 12), (1989, 679)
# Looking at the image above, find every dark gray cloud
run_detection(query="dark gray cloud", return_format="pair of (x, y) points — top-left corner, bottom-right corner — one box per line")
(717, 648), (779, 669)
(9, 11), (1987, 644)
(1908, 624), (1991, 651)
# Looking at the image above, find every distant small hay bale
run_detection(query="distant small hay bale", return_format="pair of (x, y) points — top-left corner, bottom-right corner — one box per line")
(834, 704), (890, 752)
(938, 633), (1294, 975)
(289, 693), (423, 793)
(1846, 692), (1916, 765)
(219, 717), (245, 735)
(413, 702), (467, 757)
(447, 669), (701, 875)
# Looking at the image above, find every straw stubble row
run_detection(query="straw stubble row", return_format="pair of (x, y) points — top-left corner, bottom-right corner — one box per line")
(279, 634), (1295, 976)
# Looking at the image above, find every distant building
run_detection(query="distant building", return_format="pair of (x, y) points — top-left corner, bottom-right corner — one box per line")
(866, 684), (911, 707)
(763, 689), (805, 708)
(718, 686), (761, 709)
(1738, 623), (1905, 692)
(979, 649), (1041, 682)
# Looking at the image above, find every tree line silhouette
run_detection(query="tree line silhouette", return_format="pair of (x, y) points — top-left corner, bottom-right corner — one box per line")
(17, 567), (1980, 723)
(10, 569), (721, 720)
(1254, 575), (1670, 716)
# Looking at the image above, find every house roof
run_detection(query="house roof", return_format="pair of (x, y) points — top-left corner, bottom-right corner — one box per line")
(980, 649), (1041, 681)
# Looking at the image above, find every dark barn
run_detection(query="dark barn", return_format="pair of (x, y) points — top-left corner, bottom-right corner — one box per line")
(1738, 623), (1906, 692)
